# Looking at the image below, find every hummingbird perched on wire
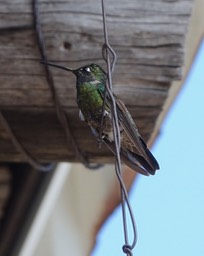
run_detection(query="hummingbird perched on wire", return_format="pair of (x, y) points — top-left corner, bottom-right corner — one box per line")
(41, 61), (159, 176)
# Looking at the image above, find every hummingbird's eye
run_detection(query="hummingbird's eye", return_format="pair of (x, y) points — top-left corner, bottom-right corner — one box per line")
(85, 67), (91, 72)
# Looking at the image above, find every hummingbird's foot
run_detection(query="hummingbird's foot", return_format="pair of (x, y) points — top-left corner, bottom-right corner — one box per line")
(97, 134), (106, 149)
(89, 127), (105, 148)
(103, 110), (109, 116)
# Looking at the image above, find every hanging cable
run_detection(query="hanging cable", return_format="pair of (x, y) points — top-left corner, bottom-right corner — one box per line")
(0, 111), (54, 171)
(100, 0), (137, 255)
(33, 0), (102, 170)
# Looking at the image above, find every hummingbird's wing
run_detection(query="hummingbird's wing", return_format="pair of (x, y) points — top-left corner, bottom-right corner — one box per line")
(96, 85), (159, 175)
(115, 97), (159, 175)
(103, 138), (151, 176)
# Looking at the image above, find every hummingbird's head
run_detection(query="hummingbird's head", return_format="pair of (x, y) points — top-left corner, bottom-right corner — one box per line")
(74, 63), (106, 85)
(40, 61), (106, 85)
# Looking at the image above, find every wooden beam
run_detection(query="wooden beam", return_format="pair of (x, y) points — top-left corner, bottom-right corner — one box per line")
(0, 0), (193, 164)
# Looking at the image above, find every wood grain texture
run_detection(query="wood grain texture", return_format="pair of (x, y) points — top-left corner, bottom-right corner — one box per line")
(0, 0), (193, 164)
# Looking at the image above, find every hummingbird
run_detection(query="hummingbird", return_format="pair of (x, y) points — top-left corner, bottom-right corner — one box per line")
(41, 61), (159, 176)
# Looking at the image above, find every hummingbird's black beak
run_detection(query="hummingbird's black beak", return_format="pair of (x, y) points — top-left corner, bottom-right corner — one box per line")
(40, 60), (76, 74)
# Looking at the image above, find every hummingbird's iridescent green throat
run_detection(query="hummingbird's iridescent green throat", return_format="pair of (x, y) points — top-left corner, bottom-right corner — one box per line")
(40, 60), (159, 176)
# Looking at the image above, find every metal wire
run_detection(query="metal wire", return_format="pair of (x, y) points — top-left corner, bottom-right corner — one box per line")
(33, 0), (102, 170)
(101, 0), (137, 255)
(0, 111), (54, 171)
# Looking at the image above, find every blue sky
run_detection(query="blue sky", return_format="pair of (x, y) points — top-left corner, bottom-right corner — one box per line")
(93, 40), (204, 256)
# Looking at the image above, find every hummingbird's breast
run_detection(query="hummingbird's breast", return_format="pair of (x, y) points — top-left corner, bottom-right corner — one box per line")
(77, 82), (108, 127)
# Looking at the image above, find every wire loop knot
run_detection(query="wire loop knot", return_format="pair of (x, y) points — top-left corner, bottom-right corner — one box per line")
(101, 0), (137, 255)
(122, 244), (133, 256)
(102, 43), (117, 73)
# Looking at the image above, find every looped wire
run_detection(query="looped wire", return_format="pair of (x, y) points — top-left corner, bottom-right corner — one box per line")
(33, 0), (102, 170)
(0, 111), (54, 171)
(98, 35), (117, 147)
(122, 245), (133, 256)
(101, 0), (137, 255)
(102, 43), (117, 73)
(0, 0), (58, 172)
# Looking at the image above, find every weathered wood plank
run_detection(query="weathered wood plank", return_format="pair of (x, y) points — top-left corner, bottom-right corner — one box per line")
(0, 0), (193, 82)
(0, 83), (168, 107)
(0, 0), (193, 163)
(0, 106), (163, 162)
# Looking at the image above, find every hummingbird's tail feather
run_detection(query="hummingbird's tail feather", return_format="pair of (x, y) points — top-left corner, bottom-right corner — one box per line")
(126, 150), (157, 175)
(139, 137), (160, 170)
(114, 97), (159, 173)
(104, 139), (154, 176)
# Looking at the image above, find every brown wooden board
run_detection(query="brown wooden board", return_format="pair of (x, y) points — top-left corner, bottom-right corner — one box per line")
(0, 0), (193, 164)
